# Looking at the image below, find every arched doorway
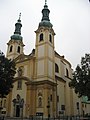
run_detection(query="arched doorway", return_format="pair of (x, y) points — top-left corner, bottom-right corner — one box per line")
(12, 94), (24, 117)
(16, 105), (20, 117)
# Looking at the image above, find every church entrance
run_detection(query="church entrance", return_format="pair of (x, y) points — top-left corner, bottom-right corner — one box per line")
(12, 94), (24, 117)
(16, 105), (20, 117)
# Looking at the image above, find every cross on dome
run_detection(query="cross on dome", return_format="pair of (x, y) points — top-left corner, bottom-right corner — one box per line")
(19, 13), (21, 20)
(45, 0), (47, 5)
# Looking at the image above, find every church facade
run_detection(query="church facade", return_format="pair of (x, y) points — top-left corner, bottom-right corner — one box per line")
(1, 1), (90, 118)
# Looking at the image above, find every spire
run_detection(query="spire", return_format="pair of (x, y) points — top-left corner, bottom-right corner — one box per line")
(14, 13), (22, 35)
(45, 0), (47, 5)
(42, 0), (50, 21)
(11, 13), (23, 40)
(38, 0), (53, 28)
(19, 13), (21, 21)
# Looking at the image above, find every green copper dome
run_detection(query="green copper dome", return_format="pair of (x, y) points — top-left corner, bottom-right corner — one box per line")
(11, 13), (23, 40)
(11, 34), (23, 40)
(39, 20), (53, 28)
(39, 2), (53, 28)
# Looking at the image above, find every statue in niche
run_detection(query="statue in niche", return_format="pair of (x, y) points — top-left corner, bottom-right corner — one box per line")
(38, 97), (42, 107)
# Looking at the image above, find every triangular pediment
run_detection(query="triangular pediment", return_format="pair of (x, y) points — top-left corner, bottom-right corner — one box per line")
(14, 54), (30, 63)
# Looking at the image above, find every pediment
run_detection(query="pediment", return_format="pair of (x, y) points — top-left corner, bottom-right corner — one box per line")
(14, 54), (29, 63)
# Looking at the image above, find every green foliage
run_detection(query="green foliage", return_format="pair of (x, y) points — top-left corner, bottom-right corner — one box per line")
(0, 54), (16, 98)
(69, 54), (90, 100)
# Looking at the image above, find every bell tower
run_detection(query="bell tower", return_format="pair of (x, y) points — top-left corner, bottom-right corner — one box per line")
(6, 13), (25, 59)
(35, 1), (55, 82)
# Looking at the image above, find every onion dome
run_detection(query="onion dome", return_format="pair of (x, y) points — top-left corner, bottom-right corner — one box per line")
(11, 13), (23, 40)
(39, 0), (53, 28)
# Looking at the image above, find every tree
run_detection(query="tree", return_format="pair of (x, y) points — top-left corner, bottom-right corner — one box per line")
(0, 51), (16, 98)
(69, 54), (90, 100)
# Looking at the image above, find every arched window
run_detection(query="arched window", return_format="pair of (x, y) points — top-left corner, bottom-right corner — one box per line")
(39, 33), (43, 41)
(57, 96), (59, 102)
(49, 34), (52, 43)
(50, 94), (52, 102)
(55, 63), (59, 73)
(17, 80), (22, 90)
(9, 45), (13, 52)
(17, 46), (20, 53)
(66, 68), (69, 77)
(3, 99), (6, 108)
(0, 100), (2, 107)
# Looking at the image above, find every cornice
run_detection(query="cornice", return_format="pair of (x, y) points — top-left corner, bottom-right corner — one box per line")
(7, 39), (25, 47)
(55, 75), (66, 83)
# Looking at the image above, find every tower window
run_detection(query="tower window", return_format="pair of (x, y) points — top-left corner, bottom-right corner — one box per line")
(9, 45), (13, 52)
(57, 96), (59, 102)
(49, 34), (52, 43)
(39, 33), (43, 41)
(50, 95), (52, 102)
(17, 46), (20, 53)
(55, 63), (59, 73)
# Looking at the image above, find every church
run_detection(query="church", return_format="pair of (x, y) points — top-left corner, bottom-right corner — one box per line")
(1, 1), (90, 118)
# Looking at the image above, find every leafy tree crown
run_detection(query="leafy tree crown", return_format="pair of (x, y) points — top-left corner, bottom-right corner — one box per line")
(69, 54), (90, 100)
(0, 53), (16, 98)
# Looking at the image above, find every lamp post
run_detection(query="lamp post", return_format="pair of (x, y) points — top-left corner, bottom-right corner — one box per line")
(47, 97), (50, 120)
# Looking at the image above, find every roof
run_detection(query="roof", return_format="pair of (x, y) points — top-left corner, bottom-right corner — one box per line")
(55, 51), (72, 68)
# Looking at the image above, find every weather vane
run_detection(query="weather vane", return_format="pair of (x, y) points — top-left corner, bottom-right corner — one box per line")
(19, 13), (21, 20)
(45, 0), (47, 5)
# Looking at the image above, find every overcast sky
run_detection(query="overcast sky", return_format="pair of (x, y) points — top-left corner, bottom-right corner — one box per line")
(0, 0), (90, 69)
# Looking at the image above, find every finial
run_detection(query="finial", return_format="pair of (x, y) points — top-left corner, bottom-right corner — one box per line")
(19, 13), (21, 20)
(45, 0), (47, 5)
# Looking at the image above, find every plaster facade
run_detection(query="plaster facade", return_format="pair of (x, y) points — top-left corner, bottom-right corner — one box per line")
(1, 1), (90, 118)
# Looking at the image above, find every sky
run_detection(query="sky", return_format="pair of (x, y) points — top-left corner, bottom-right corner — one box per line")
(0, 0), (90, 69)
